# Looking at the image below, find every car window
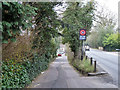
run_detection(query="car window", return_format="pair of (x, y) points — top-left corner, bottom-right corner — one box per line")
(59, 52), (63, 54)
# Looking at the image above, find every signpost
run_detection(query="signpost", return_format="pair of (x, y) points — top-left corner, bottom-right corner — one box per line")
(79, 29), (86, 60)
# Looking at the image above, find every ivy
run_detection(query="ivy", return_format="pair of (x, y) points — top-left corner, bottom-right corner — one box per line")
(2, 54), (51, 88)
(2, 2), (61, 88)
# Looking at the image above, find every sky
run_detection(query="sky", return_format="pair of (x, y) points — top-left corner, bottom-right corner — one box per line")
(55, 0), (119, 17)
(94, 0), (119, 17)
(55, 0), (119, 29)
(94, 0), (119, 28)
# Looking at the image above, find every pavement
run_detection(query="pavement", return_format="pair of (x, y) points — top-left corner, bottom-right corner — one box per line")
(27, 54), (117, 88)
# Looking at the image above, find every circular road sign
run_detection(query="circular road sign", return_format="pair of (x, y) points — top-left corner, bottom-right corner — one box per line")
(80, 30), (86, 35)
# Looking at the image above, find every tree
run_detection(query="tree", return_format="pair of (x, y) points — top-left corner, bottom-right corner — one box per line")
(86, 31), (98, 48)
(86, 24), (114, 48)
(86, 5), (117, 48)
(62, 1), (95, 59)
(30, 2), (62, 57)
(1, 2), (63, 88)
(2, 2), (37, 43)
(103, 33), (120, 50)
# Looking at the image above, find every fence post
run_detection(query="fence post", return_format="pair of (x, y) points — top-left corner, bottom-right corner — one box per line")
(90, 57), (93, 65)
(94, 61), (96, 72)
(81, 55), (83, 61)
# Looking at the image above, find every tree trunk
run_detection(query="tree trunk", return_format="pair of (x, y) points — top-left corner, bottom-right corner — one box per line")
(74, 44), (83, 60)
(74, 47), (82, 60)
(74, 51), (78, 59)
(78, 46), (82, 60)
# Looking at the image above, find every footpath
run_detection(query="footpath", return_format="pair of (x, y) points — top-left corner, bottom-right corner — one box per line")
(27, 54), (117, 88)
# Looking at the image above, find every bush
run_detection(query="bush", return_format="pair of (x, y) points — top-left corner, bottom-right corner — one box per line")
(23, 54), (48, 81)
(2, 54), (51, 88)
(103, 33), (120, 51)
(2, 60), (31, 88)
(66, 44), (94, 74)
(73, 57), (94, 74)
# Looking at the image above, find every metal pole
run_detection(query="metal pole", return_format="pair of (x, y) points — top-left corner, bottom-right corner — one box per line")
(81, 40), (83, 60)
(90, 57), (93, 65)
(94, 61), (96, 72)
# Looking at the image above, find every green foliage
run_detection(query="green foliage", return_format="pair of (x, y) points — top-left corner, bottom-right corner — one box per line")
(31, 2), (61, 57)
(73, 57), (94, 74)
(86, 31), (98, 48)
(2, 2), (37, 43)
(85, 5), (116, 49)
(2, 2), (61, 88)
(2, 60), (30, 88)
(23, 54), (48, 81)
(66, 44), (94, 74)
(86, 24), (114, 48)
(62, 1), (95, 57)
(2, 54), (51, 88)
(103, 33), (120, 50)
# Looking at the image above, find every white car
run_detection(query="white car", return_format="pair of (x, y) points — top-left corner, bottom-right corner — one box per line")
(85, 45), (90, 51)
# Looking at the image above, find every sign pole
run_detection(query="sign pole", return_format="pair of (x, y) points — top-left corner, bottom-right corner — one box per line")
(79, 29), (86, 61)
(81, 40), (83, 60)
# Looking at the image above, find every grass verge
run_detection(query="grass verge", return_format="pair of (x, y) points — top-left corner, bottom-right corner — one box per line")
(66, 44), (94, 75)
(72, 58), (94, 75)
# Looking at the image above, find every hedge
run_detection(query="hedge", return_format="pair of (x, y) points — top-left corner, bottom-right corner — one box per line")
(2, 54), (52, 88)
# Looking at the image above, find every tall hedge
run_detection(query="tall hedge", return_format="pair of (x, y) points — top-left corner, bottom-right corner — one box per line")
(2, 2), (61, 88)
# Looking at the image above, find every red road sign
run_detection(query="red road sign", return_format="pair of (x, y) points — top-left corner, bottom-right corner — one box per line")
(80, 29), (86, 35)
(79, 29), (86, 40)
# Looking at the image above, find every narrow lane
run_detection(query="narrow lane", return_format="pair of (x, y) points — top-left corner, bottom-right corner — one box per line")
(27, 53), (117, 88)
(86, 49), (118, 86)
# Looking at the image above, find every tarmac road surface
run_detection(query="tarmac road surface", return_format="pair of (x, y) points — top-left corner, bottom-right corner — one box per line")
(27, 53), (117, 88)
(86, 48), (119, 86)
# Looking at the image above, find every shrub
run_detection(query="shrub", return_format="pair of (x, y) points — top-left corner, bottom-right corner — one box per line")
(103, 33), (120, 51)
(2, 53), (52, 88)
(23, 54), (48, 81)
(73, 57), (94, 74)
(2, 60), (31, 88)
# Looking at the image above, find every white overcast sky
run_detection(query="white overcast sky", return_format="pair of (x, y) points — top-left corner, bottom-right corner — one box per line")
(80, 0), (119, 20)
(55, 0), (119, 17)
(54, 0), (120, 29)
(94, 0), (119, 28)
(95, 0), (119, 15)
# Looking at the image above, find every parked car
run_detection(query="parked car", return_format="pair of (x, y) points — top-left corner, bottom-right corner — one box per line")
(85, 45), (90, 51)
(58, 52), (63, 56)
(58, 53), (62, 56)
(116, 49), (120, 52)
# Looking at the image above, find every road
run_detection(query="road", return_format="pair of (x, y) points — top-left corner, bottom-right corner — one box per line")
(85, 48), (119, 86)
(27, 53), (117, 88)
